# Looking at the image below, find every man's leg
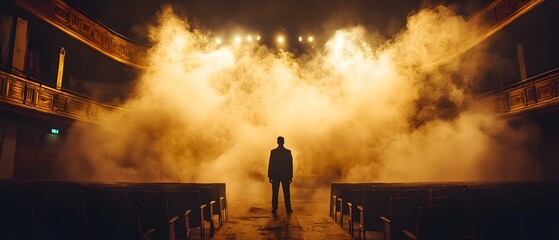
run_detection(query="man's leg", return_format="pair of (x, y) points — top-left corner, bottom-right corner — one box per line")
(282, 180), (292, 213)
(271, 180), (280, 214)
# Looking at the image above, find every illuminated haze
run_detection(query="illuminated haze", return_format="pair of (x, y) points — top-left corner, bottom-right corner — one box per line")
(60, 5), (542, 213)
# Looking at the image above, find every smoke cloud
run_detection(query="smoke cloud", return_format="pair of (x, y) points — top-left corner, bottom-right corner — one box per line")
(60, 5), (542, 214)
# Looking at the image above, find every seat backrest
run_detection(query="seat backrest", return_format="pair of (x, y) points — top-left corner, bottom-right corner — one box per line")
(362, 189), (399, 231)
(390, 197), (428, 240)
(129, 191), (171, 240)
(416, 204), (463, 239)
(165, 190), (203, 239)
(349, 189), (365, 221)
(399, 189), (429, 199)
(97, 204), (144, 240)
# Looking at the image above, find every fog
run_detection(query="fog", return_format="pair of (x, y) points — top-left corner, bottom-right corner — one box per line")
(60, 5), (542, 214)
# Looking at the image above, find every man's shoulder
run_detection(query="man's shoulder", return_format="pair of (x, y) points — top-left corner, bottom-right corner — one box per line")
(271, 147), (291, 153)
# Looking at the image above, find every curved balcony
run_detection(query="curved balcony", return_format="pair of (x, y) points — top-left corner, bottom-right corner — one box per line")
(0, 70), (122, 122)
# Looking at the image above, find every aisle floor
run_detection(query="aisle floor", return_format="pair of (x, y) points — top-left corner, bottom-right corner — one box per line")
(211, 200), (384, 240)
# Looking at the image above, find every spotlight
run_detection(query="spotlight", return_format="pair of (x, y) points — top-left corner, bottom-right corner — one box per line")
(247, 35), (253, 42)
(336, 35), (344, 44)
(235, 36), (242, 43)
(215, 38), (222, 45)
(277, 36), (284, 43)
(308, 36), (314, 42)
(298, 36), (303, 42)
(257, 35), (261, 41)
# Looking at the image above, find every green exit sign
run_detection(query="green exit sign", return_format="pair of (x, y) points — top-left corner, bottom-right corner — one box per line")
(51, 128), (59, 134)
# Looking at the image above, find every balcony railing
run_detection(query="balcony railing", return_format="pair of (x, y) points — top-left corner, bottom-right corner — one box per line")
(476, 68), (559, 117)
(12, 0), (148, 69)
(0, 70), (122, 121)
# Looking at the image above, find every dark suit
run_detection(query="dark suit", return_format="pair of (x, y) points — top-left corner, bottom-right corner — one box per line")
(268, 146), (293, 212)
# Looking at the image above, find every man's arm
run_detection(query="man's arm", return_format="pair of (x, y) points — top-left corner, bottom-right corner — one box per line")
(268, 150), (273, 183)
(288, 150), (293, 182)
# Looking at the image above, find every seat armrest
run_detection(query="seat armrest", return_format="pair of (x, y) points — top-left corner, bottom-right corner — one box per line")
(403, 230), (417, 240)
(169, 215), (179, 240)
(169, 215), (179, 224)
(184, 210), (192, 240)
(141, 228), (155, 240)
(382, 216), (392, 240)
(357, 205), (365, 228)
(210, 201), (216, 215)
(347, 202), (353, 207)
(184, 209), (192, 217)
(380, 216), (391, 224)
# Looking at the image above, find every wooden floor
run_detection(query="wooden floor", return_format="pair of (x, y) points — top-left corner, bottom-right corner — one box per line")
(210, 200), (384, 240)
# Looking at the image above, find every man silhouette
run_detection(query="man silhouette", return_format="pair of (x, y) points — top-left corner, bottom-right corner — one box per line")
(268, 136), (293, 215)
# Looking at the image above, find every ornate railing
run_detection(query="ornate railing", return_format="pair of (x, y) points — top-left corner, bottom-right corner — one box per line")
(12, 0), (148, 69)
(468, 0), (543, 44)
(4, 0), (552, 121)
(12, 0), (544, 70)
(476, 68), (559, 117)
(0, 71), (122, 121)
(431, 0), (544, 65)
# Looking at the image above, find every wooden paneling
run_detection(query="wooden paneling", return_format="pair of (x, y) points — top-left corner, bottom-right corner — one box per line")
(482, 69), (559, 116)
(0, 71), (120, 122)
(54, 95), (68, 112)
(496, 95), (510, 113)
(495, 0), (514, 20)
(13, 0), (148, 69)
(508, 89), (526, 110)
(470, 0), (543, 28)
(36, 88), (55, 110)
(52, 2), (68, 23)
(67, 98), (88, 117)
(23, 84), (36, 106)
(5, 78), (25, 102)
(525, 85), (536, 105)
(0, 75), (6, 98)
(535, 80), (553, 102)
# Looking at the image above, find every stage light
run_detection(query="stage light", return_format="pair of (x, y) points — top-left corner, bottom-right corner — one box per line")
(277, 36), (284, 43)
(336, 35), (344, 44)
(247, 35), (253, 42)
(257, 35), (261, 41)
(298, 36), (303, 42)
(308, 36), (314, 42)
(215, 38), (222, 45)
(235, 36), (242, 43)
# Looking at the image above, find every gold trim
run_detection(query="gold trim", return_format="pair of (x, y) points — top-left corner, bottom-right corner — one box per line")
(0, 70), (123, 122)
(431, 0), (544, 66)
(12, 0), (148, 69)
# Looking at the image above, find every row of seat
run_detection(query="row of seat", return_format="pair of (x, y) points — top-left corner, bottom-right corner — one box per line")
(0, 180), (227, 240)
(331, 181), (559, 240)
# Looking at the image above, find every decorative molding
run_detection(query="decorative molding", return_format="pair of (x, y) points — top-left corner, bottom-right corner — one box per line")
(468, 0), (543, 45)
(12, 0), (148, 69)
(3, 68), (559, 123)
(433, 0), (544, 65)
(13, 0), (543, 71)
(0, 71), (122, 122)
(476, 68), (559, 117)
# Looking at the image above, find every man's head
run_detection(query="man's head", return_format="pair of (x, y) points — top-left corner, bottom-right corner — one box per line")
(277, 136), (285, 145)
